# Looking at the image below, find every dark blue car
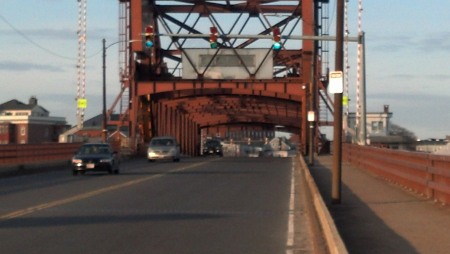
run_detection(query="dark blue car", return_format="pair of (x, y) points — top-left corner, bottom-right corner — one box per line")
(71, 143), (120, 175)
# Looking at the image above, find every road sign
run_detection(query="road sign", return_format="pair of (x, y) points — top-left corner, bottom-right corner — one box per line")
(328, 71), (343, 94)
(77, 98), (87, 109)
(343, 96), (348, 105)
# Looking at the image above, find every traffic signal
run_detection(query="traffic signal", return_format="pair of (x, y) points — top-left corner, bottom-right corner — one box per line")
(144, 25), (154, 48)
(209, 26), (218, 49)
(272, 27), (281, 51)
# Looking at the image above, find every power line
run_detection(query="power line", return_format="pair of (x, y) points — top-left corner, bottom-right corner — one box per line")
(0, 13), (102, 60)
(0, 13), (77, 60)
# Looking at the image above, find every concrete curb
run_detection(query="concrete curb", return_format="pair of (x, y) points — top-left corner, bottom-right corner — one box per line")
(298, 156), (348, 254)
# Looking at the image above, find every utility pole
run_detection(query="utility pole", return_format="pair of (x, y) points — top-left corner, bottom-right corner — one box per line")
(102, 38), (107, 142)
(332, 0), (345, 204)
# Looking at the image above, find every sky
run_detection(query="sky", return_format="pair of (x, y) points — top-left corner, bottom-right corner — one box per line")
(1, 1), (450, 140)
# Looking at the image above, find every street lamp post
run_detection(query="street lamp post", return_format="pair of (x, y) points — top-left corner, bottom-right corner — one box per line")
(102, 38), (107, 142)
(102, 39), (141, 143)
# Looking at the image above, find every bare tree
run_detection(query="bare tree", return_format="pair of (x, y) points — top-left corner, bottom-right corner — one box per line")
(390, 123), (417, 140)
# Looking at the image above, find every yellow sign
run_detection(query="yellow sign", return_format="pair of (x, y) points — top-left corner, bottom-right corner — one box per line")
(77, 98), (87, 109)
(343, 96), (348, 106)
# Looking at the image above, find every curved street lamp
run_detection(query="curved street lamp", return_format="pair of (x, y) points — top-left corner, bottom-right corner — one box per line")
(102, 39), (141, 142)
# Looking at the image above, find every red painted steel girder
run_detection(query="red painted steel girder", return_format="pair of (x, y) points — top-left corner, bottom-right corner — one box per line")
(137, 80), (306, 98)
(139, 80), (306, 131)
(152, 2), (302, 16)
(153, 94), (302, 129)
(124, 0), (320, 155)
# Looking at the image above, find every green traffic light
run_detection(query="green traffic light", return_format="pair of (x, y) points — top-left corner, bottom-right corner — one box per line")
(210, 42), (218, 49)
(145, 40), (154, 48)
(273, 42), (281, 51)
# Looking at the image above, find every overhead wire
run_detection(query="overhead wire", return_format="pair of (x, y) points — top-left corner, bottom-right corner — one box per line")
(0, 13), (102, 60)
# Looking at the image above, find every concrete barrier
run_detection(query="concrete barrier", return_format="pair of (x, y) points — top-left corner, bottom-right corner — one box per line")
(297, 155), (348, 254)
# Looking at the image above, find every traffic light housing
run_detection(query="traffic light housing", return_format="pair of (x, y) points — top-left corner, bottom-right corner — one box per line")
(272, 27), (281, 51)
(144, 25), (154, 48)
(209, 26), (218, 49)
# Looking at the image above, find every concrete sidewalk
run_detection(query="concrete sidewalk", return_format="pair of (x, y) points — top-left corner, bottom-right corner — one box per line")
(309, 155), (450, 254)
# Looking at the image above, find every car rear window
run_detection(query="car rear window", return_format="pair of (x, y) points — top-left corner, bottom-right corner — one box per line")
(79, 145), (111, 155)
(206, 140), (220, 146)
(150, 139), (175, 146)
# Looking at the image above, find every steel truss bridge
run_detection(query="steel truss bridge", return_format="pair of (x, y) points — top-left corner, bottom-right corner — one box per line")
(111, 0), (333, 156)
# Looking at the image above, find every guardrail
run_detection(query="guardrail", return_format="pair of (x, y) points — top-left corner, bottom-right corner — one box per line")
(343, 143), (450, 205)
(0, 143), (82, 167)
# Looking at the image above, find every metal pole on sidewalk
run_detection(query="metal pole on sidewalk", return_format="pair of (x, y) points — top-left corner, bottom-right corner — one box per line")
(102, 38), (107, 143)
(332, 0), (345, 204)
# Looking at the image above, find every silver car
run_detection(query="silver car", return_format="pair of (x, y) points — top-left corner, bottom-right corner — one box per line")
(147, 136), (181, 162)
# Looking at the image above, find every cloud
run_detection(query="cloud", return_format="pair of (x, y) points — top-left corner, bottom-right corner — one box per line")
(426, 73), (450, 81)
(369, 91), (446, 101)
(416, 32), (450, 52)
(369, 34), (415, 53)
(385, 74), (416, 80)
(0, 60), (64, 72)
(369, 32), (450, 55)
(384, 73), (450, 81)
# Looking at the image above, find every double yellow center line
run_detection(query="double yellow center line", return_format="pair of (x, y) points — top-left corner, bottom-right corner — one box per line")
(0, 160), (211, 221)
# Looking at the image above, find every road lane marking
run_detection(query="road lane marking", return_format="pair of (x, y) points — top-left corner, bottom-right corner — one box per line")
(286, 159), (296, 254)
(0, 160), (211, 221)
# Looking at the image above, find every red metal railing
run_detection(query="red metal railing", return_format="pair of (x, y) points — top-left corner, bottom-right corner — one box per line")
(343, 143), (450, 205)
(0, 143), (82, 167)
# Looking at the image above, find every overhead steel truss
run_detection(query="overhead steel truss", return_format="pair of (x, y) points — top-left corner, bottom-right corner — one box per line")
(116, 0), (329, 155)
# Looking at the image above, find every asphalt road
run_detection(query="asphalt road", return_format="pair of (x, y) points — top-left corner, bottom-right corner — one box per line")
(0, 156), (305, 254)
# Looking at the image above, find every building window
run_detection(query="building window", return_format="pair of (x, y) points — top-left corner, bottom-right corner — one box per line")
(0, 125), (6, 134)
(371, 121), (384, 133)
(20, 126), (26, 136)
(378, 121), (384, 132)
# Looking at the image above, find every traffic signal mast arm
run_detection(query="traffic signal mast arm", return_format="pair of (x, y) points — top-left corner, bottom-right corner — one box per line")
(141, 25), (359, 43)
(148, 33), (359, 42)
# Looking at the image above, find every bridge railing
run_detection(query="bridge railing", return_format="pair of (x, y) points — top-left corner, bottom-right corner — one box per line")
(343, 143), (450, 205)
(0, 143), (82, 167)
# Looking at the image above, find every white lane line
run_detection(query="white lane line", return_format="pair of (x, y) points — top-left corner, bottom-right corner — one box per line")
(286, 159), (296, 254)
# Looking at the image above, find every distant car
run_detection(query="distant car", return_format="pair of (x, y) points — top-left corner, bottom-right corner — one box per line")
(147, 136), (181, 162)
(71, 143), (120, 175)
(203, 139), (223, 156)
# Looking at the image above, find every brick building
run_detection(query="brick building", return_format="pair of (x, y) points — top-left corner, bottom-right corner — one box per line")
(0, 97), (68, 144)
